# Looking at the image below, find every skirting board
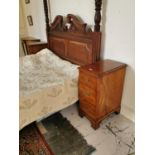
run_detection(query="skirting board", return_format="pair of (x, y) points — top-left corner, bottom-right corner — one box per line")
(121, 104), (135, 122)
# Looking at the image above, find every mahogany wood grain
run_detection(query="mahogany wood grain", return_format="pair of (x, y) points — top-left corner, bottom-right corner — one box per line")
(80, 59), (127, 76)
(79, 60), (127, 129)
(47, 15), (101, 65)
(26, 42), (48, 55)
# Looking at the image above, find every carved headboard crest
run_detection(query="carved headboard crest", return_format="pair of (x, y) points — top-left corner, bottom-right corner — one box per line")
(43, 0), (102, 32)
(50, 15), (63, 31)
(50, 14), (92, 33)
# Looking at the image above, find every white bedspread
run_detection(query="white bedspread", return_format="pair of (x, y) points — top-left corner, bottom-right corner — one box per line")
(19, 49), (79, 129)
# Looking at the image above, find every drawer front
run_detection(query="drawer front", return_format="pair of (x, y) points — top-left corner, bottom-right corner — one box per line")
(79, 71), (96, 89)
(80, 100), (96, 115)
(79, 84), (96, 105)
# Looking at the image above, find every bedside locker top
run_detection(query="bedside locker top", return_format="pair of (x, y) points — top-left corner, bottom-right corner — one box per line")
(80, 59), (127, 76)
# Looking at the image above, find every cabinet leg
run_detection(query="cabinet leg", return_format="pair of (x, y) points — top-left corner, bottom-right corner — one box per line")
(91, 121), (100, 130)
(79, 108), (84, 118)
(115, 107), (121, 114)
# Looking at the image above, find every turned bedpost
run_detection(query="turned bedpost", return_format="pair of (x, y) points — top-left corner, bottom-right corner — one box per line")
(94, 0), (102, 32)
(43, 0), (50, 32)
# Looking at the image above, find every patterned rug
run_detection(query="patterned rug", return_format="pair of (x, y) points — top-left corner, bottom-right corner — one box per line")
(38, 113), (96, 155)
(19, 124), (54, 155)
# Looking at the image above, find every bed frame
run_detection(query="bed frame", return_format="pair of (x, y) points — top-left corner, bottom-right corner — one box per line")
(28, 0), (102, 65)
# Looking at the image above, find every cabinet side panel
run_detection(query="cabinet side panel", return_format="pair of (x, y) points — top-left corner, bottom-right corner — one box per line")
(98, 68), (126, 116)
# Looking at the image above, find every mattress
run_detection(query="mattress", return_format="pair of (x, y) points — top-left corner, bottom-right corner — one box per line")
(19, 49), (79, 129)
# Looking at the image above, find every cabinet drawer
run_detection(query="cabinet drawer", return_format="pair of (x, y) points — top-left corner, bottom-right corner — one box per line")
(79, 71), (96, 89)
(79, 84), (96, 105)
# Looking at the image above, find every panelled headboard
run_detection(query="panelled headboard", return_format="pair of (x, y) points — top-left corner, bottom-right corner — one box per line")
(43, 0), (102, 65)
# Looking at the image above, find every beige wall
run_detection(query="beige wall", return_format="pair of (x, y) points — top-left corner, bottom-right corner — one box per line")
(21, 0), (135, 121)
(103, 0), (135, 121)
(21, 0), (46, 41)
(19, 0), (28, 36)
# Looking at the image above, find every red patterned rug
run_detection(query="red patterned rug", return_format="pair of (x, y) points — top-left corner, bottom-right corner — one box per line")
(19, 123), (54, 155)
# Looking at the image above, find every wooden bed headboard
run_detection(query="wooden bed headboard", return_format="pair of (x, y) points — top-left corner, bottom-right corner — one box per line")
(43, 0), (102, 65)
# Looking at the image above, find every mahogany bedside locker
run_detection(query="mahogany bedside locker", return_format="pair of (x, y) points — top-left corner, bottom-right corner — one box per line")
(78, 59), (127, 129)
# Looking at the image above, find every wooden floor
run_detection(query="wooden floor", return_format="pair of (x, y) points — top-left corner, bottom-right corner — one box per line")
(60, 104), (135, 155)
